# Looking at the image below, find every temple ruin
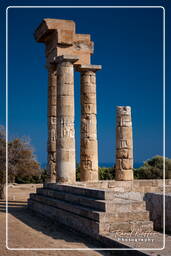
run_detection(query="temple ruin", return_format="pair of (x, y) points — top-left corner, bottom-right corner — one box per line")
(34, 18), (101, 183)
(28, 18), (167, 249)
(34, 18), (134, 183)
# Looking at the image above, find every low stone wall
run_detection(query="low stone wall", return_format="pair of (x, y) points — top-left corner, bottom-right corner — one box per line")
(71, 179), (171, 193)
(144, 192), (171, 233)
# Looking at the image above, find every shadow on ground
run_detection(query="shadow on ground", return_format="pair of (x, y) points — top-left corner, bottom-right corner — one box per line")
(1, 200), (156, 256)
(0, 200), (113, 255)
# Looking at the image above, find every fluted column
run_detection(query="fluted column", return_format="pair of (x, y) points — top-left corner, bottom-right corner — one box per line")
(55, 55), (78, 183)
(115, 106), (134, 181)
(77, 65), (101, 181)
(47, 65), (57, 183)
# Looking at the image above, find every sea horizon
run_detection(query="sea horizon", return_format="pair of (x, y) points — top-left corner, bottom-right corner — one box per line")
(41, 162), (144, 169)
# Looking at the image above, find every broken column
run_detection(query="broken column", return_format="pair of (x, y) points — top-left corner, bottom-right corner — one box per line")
(47, 65), (57, 182)
(55, 55), (78, 183)
(115, 106), (133, 181)
(77, 65), (101, 181)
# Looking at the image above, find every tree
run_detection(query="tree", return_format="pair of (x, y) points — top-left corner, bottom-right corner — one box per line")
(134, 155), (171, 179)
(0, 126), (41, 198)
(8, 137), (41, 183)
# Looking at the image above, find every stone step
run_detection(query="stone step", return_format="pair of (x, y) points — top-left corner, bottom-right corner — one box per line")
(44, 183), (114, 199)
(113, 191), (145, 201)
(28, 181), (154, 243)
(101, 221), (153, 233)
(36, 187), (115, 211)
(30, 193), (149, 223)
(100, 211), (150, 223)
(28, 198), (152, 237)
(36, 188), (146, 212)
(30, 193), (101, 221)
(28, 198), (100, 237)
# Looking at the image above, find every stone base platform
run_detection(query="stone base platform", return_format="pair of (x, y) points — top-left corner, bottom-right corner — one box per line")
(27, 179), (171, 248)
(72, 179), (171, 193)
(28, 180), (171, 248)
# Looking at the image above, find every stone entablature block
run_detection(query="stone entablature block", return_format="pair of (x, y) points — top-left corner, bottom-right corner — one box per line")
(34, 19), (93, 65)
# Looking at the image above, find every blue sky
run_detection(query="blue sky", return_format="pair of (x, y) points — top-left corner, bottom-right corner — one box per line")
(0, 0), (171, 166)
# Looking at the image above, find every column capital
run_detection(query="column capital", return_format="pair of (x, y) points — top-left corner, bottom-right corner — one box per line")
(76, 64), (102, 72)
(54, 55), (79, 64)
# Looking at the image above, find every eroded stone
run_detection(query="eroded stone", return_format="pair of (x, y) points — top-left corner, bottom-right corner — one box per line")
(115, 106), (133, 181)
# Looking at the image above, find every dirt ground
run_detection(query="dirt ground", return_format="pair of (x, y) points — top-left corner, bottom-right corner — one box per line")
(0, 184), (112, 256)
(0, 184), (171, 256)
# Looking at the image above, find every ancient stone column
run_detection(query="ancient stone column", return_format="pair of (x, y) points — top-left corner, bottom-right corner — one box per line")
(77, 65), (101, 181)
(55, 55), (78, 183)
(47, 65), (57, 183)
(115, 106), (134, 181)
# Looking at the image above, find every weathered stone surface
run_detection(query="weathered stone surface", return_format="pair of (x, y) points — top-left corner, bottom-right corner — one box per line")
(105, 221), (153, 233)
(34, 19), (75, 41)
(28, 183), (154, 245)
(48, 105), (56, 116)
(81, 103), (96, 115)
(34, 19), (93, 65)
(116, 159), (133, 170)
(48, 142), (56, 152)
(115, 106), (133, 181)
(81, 116), (97, 138)
(35, 19), (102, 184)
(28, 199), (100, 237)
(47, 65), (57, 183)
(78, 65), (102, 181)
(67, 179), (170, 194)
(116, 107), (132, 127)
(116, 127), (132, 140)
(77, 65), (102, 72)
(116, 148), (133, 159)
(56, 56), (78, 183)
(115, 169), (133, 181)
(144, 192), (171, 233)
(116, 138), (133, 149)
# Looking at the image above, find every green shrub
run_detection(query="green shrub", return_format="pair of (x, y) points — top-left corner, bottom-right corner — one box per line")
(14, 168), (48, 184)
(99, 167), (115, 180)
(76, 164), (115, 181)
(134, 155), (171, 179)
